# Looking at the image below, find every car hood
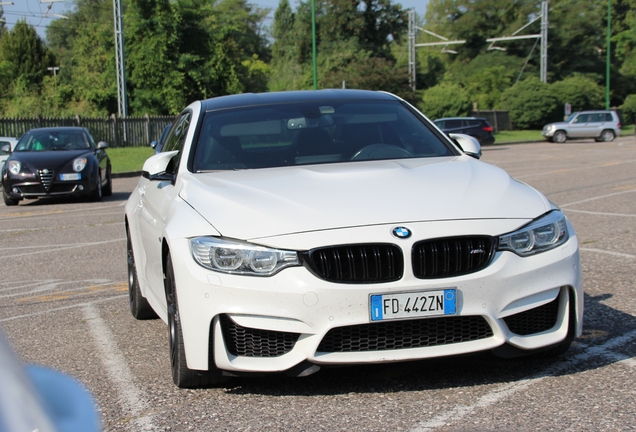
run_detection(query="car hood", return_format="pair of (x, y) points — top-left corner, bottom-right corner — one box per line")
(179, 157), (550, 240)
(10, 150), (94, 169)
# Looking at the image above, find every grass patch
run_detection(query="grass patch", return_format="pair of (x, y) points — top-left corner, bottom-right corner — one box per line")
(494, 130), (543, 143)
(108, 147), (154, 173)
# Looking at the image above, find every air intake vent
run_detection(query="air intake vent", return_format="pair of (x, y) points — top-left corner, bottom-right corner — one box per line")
(219, 315), (299, 357)
(303, 244), (403, 284)
(38, 169), (54, 191)
(317, 315), (493, 352)
(412, 236), (495, 279)
(503, 296), (560, 335)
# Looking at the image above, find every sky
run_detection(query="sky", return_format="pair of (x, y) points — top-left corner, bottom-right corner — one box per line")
(2, 0), (429, 40)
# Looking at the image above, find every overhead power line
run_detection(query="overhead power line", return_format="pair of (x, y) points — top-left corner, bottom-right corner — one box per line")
(408, 1), (549, 92)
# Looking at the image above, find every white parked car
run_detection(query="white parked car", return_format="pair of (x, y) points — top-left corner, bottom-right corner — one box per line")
(125, 90), (583, 388)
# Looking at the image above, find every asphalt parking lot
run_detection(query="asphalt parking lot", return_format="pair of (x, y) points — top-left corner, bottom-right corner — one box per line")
(1, 136), (635, 431)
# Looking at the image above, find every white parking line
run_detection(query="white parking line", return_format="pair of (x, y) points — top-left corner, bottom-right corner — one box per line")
(513, 159), (636, 180)
(0, 279), (115, 299)
(411, 329), (636, 431)
(0, 220), (125, 233)
(83, 304), (154, 431)
(0, 238), (125, 258)
(0, 203), (125, 220)
(560, 189), (636, 208)
(580, 248), (636, 259)
(565, 209), (636, 218)
(0, 295), (127, 323)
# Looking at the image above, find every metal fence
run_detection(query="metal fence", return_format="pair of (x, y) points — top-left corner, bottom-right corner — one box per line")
(0, 115), (174, 148)
(470, 110), (512, 132)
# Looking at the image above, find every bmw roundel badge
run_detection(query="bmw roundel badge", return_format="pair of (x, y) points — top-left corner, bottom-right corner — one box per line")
(392, 226), (412, 239)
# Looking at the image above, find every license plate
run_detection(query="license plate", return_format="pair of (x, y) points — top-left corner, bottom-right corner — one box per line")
(370, 289), (456, 321)
(60, 173), (81, 181)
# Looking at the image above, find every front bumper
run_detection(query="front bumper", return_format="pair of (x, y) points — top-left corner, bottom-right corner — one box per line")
(541, 127), (556, 138)
(2, 173), (97, 199)
(167, 219), (583, 374)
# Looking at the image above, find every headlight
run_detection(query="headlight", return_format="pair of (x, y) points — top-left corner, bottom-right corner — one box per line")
(8, 161), (21, 175)
(73, 158), (87, 172)
(498, 211), (569, 256)
(190, 237), (300, 276)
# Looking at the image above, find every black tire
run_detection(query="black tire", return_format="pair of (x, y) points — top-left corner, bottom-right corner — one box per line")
(3, 189), (19, 206)
(103, 166), (113, 197)
(90, 170), (102, 202)
(600, 129), (615, 142)
(553, 130), (567, 143)
(127, 229), (158, 320)
(165, 254), (224, 388)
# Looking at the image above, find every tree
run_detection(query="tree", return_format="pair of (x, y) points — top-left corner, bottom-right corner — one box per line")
(550, 75), (605, 112)
(269, 0), (407, 92)
(45, 0), (270, 116)
(46, 0), (119, 115)
(621, 94), (636, 123)
(0, 20), (56, 90)
(614, 0), (636, 80)
(419, 83), (471, 119)
(498, 77), (560, 129)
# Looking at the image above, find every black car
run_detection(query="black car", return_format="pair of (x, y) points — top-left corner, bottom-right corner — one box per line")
(1, 127), (112, 206)
(434, 117), (495, 146)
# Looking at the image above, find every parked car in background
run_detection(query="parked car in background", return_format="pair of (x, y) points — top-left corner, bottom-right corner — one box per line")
(0, 328), (101, 432)
(125, 89), (582, 388)
(434, 117), (495, 146)
(0, 137), (19, 175)
(150, 123), (172, 154)
(1, 127), (112, 206)
(542, 110), (621, 143)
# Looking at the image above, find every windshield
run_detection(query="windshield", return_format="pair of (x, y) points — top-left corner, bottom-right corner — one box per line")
(191, 100), (456, 171)
(15, 131), (91, 152)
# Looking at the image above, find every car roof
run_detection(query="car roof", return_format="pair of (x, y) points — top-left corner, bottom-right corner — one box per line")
(572, 110), (614, 114)
(25, 127), (90, 134)
(200, 89), (400, 111)
(434, 117), (486, 121)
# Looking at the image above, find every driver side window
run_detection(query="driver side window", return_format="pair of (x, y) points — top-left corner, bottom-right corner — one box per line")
(162, 112), (191, 174)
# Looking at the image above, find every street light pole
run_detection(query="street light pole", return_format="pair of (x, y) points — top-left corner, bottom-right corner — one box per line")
(606, 0), (611, 110)
(311, 0), (317, 90)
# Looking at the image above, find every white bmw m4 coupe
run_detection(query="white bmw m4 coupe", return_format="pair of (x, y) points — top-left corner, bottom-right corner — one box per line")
(125, 90), (582, 388)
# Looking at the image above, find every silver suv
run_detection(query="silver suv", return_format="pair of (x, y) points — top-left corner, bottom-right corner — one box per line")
(542, 110), (621, 143)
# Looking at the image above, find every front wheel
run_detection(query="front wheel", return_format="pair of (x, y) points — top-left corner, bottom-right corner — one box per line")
(103, 166), (113, 197)
(165, 254), (224, 388)
(89, 170), (102, 202)
(127, 229), (158, 320)
(3, 189), (19, 206)
(553, 130), (567, 143)
(600, 129), (615, 142)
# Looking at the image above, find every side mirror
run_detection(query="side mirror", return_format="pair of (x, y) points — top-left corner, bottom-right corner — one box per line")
(150, 141), (157, 149)
(449, 133), (482, 159)
(97, 141), (109, 150)
(0, 143), (10, 154)
(141, 150), (178, 181)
